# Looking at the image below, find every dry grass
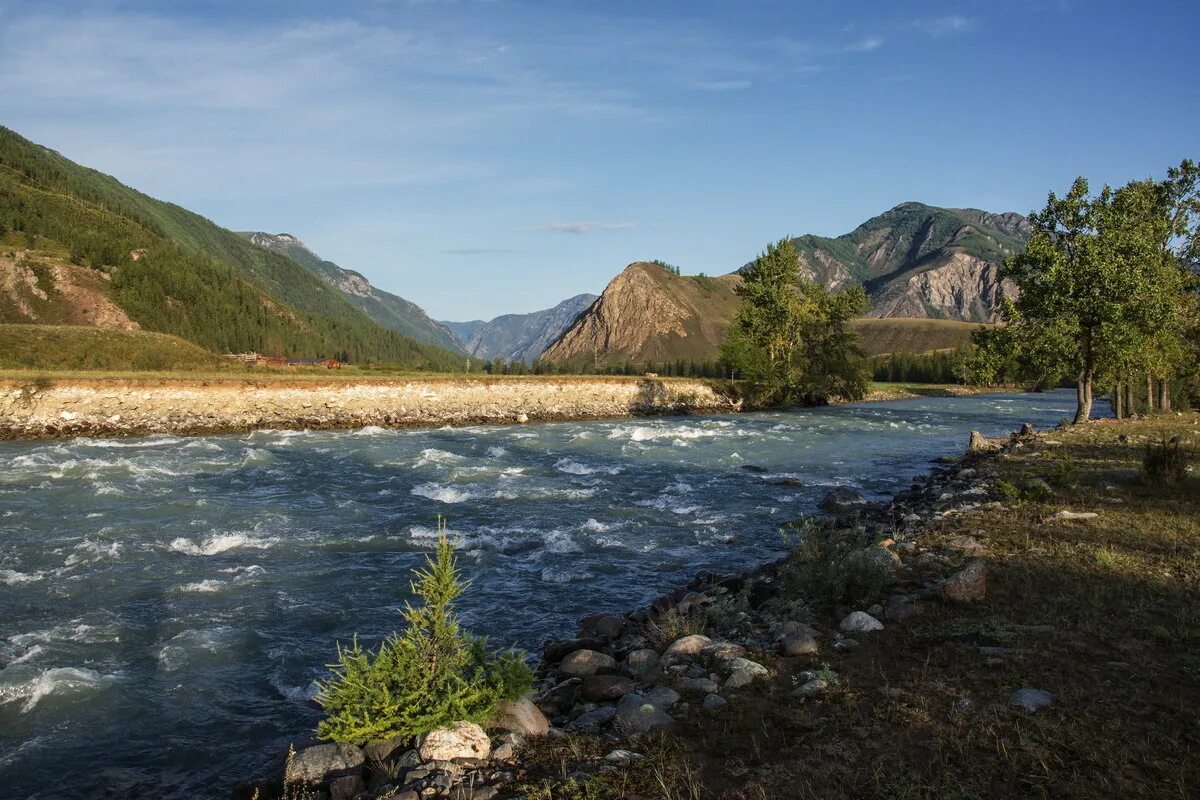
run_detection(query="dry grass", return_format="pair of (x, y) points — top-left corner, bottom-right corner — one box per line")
(521, 413), (1200, 799)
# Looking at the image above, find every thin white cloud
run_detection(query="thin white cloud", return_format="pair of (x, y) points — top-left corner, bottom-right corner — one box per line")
(844, 36), (885, 53)
(520, 221), (637, 234)
(912, 16), (975, 37)
(693, 80), (753, 91)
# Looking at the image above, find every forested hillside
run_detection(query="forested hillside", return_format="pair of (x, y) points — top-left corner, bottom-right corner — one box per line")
(0, 126), (466, 368)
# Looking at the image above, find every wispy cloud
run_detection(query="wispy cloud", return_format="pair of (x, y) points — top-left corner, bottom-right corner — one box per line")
(911, 16), (975, 37)
(693, 80), (753, 91)
(520, 221), (637, 234)
(843, 36), (885, 53)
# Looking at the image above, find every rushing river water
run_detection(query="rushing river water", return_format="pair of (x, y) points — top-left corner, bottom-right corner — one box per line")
(0, 390), (1085, 798)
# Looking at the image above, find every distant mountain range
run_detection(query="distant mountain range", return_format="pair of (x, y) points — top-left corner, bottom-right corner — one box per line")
(539, 203), (1027, 367)
(0, 124), (1028, 372)
(439, 293), (597, 365)
(240, 232), (462, 353)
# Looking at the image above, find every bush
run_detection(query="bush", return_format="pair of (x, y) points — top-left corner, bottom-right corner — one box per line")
(645, 605), (708, 651)
(316, 527), (532, 745)
(1142, 436), (1193, 486)
(778, 520), (888, 607)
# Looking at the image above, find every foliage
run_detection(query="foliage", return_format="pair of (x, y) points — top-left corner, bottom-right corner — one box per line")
(720, 238), (870, 405)
(645, 605), (709, 651)
(1142, 436), (1193, 486)
(963, 161), (1200, 423)
(872, 347), (969, 384)
(316, 528), (532, 745)
(0, 126), (467, 368)
(0, 324), (224, 371)
(779, 520), (886, 607)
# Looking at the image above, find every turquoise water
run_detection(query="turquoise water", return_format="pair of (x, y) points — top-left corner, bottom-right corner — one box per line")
(0, 391), (1084, 798)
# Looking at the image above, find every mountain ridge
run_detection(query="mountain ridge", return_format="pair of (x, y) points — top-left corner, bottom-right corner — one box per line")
(240, 232), (463, 353)
(440, 293), (598, 364)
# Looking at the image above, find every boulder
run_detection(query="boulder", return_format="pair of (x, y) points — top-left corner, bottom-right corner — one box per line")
(1010, 688), (1053, 712)
(613, 696), (674, 736)
(844, 545), (901, 575)
(535, 678), (580, 715)
(594, 615), (625, 639)
(640, 686), (681, 710)
(839, 611), (884, 633)
(938, 559), (988, 603)
(778, 633), (819, 656)
(702, 694), (728, 712)
(544, 637), (606, 664)
(623, 648), (660, 678)
(723, 658), (768, 688)
(418, 721), (491, 762)
(820, 487), (868, 515)
(791, 678), (828, 698)
(663, 635), (712, 660)
(492, 696), (550, 737)
(559, 649), (617, 678)
(362, 736), (409, 765)
(329, 774), (365, 800)
(286, 742), (366, 785)
(700, 641), (746, 661)
(1050, 510), (1099, 521)
(582, 674), (636, 702)
(676, 677), (719, 693)
(968, 431), (998, 454)
(569, 706), (617, 731)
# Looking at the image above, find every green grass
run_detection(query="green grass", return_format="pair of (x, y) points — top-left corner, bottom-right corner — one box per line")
(0, 324), (224, 371)
(852, 317), (989, 356)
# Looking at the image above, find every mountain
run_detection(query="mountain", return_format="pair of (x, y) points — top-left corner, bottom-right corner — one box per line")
(788, 202), (1029, 322)
(440, 293), (598, 364)
(540, 203), (1027, 368)
(540, 264), (741, 366)
(240, 232), (462, 353)
(0, 125), (466, 369)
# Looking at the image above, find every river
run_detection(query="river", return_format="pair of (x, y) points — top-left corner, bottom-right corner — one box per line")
(0, 390), (1084, 798)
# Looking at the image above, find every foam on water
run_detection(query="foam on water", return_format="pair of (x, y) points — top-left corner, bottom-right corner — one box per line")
(169, 532), (276, 556)
(1, 569), (44, 585)
(0, 666), (119, 713)
(411, 482), (475, 503)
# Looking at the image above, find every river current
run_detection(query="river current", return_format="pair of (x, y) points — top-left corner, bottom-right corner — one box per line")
(0, 390), (1084, 798)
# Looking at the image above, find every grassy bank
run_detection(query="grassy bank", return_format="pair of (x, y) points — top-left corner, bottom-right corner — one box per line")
(516, 413), (1199, 799)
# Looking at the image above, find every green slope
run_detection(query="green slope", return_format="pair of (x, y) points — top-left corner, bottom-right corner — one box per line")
(240, 232), (464, 353)
(0, 126), (467, 369)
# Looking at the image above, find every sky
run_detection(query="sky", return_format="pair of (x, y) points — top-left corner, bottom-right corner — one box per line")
(1, 1), (1198, 321)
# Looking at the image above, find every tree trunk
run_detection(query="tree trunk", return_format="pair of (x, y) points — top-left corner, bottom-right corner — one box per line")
(1147, 374), (1155, 414)
(1074, 373), (1093, 424)
(1158, 378), (1171, 413)
(1113, 381), (1124, 419)
(1125, 382), (1135, 417)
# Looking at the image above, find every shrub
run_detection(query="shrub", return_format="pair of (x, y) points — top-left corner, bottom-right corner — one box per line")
(1141, 436), (1193, 486)
(778, 520), (889, 607)
(645, 605), (708, 651)
(316, 526), (532, 745)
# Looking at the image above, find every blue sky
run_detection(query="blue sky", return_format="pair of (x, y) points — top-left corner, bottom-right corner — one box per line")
(2, 0), (1197, 320)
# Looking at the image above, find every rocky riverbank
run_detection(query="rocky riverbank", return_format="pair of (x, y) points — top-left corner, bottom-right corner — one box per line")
(0, 376), (742, 441)
(239, 421), (1065, 800)
(0, 376), (995, 441)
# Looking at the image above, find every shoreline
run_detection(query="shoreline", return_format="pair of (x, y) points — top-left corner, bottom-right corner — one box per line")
(235, 412), (1058, 799)
(0, 376), (999, 442)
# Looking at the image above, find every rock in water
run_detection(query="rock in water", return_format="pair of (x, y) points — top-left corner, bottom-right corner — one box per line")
(938, 559), (988, 603)
(418, 721), (492, 761)
(1010, 688), (1053, 712)
(968, 430), (994, 454)
(839, 611), (884, 633)
(558, 649), (617, 677)
(493, 697), (550, 736)
(285, 742), (366, 785)
(819, 487), (868, 515)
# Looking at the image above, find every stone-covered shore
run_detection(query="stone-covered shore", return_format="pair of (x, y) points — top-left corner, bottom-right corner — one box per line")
(0, 376), (742, 441)
(236, 424), (1036, 800)
(0, 375), (992, 441)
